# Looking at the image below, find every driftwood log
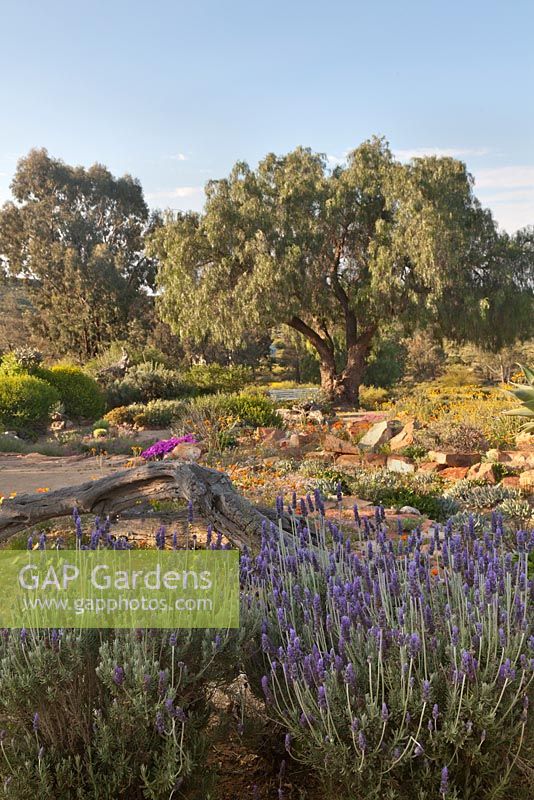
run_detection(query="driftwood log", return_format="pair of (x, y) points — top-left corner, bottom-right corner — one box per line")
(0, 462), (272, 548)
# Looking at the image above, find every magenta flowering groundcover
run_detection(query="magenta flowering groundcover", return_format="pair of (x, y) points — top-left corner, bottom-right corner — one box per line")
(140, 434), (197, 461)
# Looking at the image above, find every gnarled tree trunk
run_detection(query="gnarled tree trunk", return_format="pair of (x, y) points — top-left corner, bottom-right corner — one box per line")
(0, 462), (273, 549)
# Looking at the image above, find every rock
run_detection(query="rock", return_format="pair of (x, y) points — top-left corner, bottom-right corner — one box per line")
(358, 420), (403, 451)
(467, 462), (498, 484)
(307, 409), (325, 424)
(399, 505), (422, 516)
(439, 466), (470, 480)
(303, 450), (334, 462)
(361, 453), (388, 467)
(519, 469), (534, 491)
(386, 455), (416, 474)
(257, 426), (278, 439)
(485, 450), (534, 469)
(427, 451), (481, 467)
(164, 443), (202, 461)
(389, 420), (417, 451)
(515, 431), (534, 450)
(289, 432), (318, 448)
(287, 433), (302, 448)
(262, 429), (287, 446)
(418, 461), (442, 473)
(501, 476), (520, 488)
(323, 434), (360, 455)
(347, 420), (373, 437)
(335, 454), (363, 466)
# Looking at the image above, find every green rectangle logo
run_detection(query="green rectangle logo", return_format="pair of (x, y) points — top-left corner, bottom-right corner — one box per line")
(0, 550), (239, 628)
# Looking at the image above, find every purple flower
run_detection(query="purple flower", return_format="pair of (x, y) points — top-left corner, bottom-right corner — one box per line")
(284, 733), (292, 752)
(261, 675), (273, 704)
(32, 712), (39, 732)
(440, 766), (449, 796)
(158, 670), (168, 695)
(358, 731), (367, 752)
(155, 712), (165, 734)
(140, 435), (197, 461)
(408, 632), (421, 659)
(113, 666), (125, 686)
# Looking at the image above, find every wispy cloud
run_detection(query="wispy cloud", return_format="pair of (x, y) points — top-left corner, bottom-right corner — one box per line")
(395, 146), (492, 161)
(326, 153), (347, 167)
(473, 165), (534, 233)
(146, 185), (205, 210)
(168, 153), (188, 161)
(474, 165), (534, 190)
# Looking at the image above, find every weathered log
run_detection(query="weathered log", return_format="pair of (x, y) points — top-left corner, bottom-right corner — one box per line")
(0, 462), (270, 548)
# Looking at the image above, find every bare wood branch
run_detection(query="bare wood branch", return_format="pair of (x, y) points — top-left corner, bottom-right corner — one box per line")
(0, 462), (271, 548)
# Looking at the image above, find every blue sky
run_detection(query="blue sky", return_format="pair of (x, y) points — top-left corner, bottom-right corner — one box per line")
(0, 0), (532, 231)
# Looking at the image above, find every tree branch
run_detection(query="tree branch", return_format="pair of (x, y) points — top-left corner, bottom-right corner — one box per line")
(0, 463), (273, 549)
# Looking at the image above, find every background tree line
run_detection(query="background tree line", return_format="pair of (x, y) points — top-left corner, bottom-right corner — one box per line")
(1, 143), (532, 402)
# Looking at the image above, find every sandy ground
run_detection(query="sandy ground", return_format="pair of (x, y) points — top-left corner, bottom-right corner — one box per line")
(0, 452), (132, 496)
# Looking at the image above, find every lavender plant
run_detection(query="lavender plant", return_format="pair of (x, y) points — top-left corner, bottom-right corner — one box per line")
(240, 502), (534, 799)
(0, 624), (245, 799)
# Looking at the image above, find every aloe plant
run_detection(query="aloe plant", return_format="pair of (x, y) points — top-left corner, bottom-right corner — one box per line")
(503, 364), (534, 433)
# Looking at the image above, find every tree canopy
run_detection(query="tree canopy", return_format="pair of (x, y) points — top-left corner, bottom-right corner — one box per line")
(149, 137), (533, 403)
(0, 149), (159, 359)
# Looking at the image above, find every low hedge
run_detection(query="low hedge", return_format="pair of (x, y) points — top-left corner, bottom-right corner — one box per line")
(39, 365), (105, 420)
(0, 375), (60, 435)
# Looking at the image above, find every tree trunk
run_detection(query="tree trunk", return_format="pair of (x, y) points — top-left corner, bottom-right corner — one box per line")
(288, 317), (376, 407)
(318, 343), (367, 406)
(0, 462), (275, 549)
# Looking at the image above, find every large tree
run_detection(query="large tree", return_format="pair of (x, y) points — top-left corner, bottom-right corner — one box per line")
(149, 137), (533, 404)
(0, 149), (159, 359)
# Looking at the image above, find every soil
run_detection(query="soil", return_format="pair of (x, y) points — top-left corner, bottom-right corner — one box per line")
(0, 452), (132, 496)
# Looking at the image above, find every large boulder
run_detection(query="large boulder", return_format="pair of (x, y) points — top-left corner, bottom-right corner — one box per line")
(439, 466), (470, 480)
(485, 449), (534, 469)
(386, 455), (416, 474)
(323, 434), (360, 455)
(427, 451), (481, 467)
(358, 420), (403, 451)
(164, 443), (202, 461)
(389, 420), (417, 451)
(418, 461), (442, 473)
(515, 431), (534, 450)
(519, 469), (534, 492)
(467, 462), (498, 484)
(335, 454), (363, 467)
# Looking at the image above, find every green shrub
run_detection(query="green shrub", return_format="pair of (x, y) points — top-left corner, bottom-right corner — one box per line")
(0, 348), (43, 377)
(104, 400), (187, 429)
(225, 391), (282, 428)
(92, 418), (110, 431)
(182, 363), (252, 394)
(413, 421), (489, 453)
(359, 385), (389, 410)
(105, 362), (188, 407)
(0, 624), (245, 799)
(40, 365), (105, 420)
(131, 399), (187, 428)
(172, 392), (282, 451)
(0, 375), (60, 435)
(104, 404), (145, 427)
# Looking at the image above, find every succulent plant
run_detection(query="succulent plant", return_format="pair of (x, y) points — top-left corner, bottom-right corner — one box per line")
(504, 364), (534, 433)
